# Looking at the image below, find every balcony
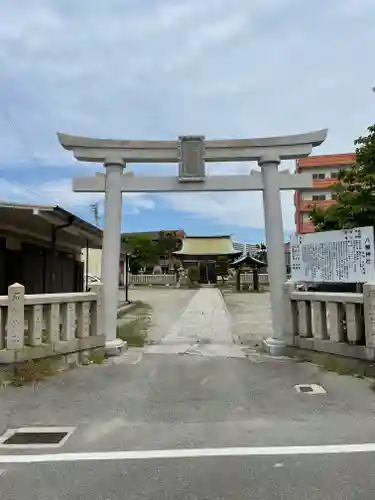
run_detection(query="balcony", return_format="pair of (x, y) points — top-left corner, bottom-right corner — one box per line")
(300, 222), (315, 233)
(298, 199), (337, 212)
(312, 178), (338, 189)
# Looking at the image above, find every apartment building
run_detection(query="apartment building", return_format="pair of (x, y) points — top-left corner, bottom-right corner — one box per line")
(232, 241), (259, 256)
(294, 153), (355, 233)
(233, 240), (291, 273)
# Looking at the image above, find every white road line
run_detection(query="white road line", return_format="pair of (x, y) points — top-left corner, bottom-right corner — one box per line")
(1, 443), (375, 464)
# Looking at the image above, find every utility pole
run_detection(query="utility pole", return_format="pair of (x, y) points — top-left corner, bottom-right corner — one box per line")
(91, 202), (100, 226)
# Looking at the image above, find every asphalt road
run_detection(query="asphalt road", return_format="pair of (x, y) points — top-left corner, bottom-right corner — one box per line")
(1, 354), (375, 499)
(1, 289), (375, 498)
(3, 453), (375, 500)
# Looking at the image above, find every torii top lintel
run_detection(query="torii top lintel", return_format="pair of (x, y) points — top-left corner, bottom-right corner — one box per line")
(57, 130), (327, 164)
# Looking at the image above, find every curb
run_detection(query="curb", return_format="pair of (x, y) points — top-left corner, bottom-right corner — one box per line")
(117, 301), (139, 317)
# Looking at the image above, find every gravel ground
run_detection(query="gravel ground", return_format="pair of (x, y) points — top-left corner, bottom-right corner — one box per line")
(222, 290), (273, 346)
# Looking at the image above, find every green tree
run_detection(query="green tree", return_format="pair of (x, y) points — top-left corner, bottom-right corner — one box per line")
(157, 231), (181, 271)
(122, 235), (160, 274)
(309, 125), (375, 232)
(254, 243), (267, 263)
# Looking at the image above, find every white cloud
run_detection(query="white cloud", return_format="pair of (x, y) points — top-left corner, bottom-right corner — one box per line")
(159, 162), (296, 230)
(0, 0), (375, 233)
(0, 178), (155, 214)
(161, 190), (295, 230)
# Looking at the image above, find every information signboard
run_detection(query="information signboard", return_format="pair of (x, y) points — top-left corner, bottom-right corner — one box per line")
(290, 226), (375, 283)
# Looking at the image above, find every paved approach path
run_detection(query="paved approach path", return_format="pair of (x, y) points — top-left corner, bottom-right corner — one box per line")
(144, 288), (247, 358)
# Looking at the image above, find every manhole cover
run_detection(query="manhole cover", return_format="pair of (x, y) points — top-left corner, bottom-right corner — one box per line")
(0, 426), (75, 448)
(298, 386), (313, 393)
(294, 384), (327, 395)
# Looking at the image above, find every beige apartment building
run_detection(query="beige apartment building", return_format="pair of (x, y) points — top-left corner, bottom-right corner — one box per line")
(294, 153), (355, 233)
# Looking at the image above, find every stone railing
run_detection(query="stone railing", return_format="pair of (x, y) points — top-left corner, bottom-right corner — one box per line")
(129, 274), (177, 286)
(130, 272), (274, 286)
(0, 282), (104, 364)
(283, 281), (375, 360)
(227, 273), (270, 284)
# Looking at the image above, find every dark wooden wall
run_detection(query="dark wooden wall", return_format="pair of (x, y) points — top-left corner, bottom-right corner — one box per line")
(0, 241), (84, 295)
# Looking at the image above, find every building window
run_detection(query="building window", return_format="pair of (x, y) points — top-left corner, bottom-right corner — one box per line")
(312, 173), (325, 180)
(312, 194), (326, 201)
(330, 171), (338, 179)
(332, 193), (338, 200)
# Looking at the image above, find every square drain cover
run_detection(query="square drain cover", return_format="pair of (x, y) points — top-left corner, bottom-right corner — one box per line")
(294, 384), (327, 395)
(0, 427), (75, 449)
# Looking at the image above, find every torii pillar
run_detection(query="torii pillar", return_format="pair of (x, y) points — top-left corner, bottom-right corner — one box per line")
(58, 130), (327, 356)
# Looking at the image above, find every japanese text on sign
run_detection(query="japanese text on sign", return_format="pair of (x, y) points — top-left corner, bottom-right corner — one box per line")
(290, 226), (375, 283)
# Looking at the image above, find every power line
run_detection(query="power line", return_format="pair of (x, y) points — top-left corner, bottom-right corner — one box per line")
(0, 98), (43, 167)
(0, 98), (65, 207)
(91, 202), (101, 226)
(0, 97), (102, 222)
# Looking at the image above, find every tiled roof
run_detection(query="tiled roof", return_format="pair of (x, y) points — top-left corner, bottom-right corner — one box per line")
(122, 229), (185, 239)
(174, 236), (241, 256)
(231, 252), (265, 267)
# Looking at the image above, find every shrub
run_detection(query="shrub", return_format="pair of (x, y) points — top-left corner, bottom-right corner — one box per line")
(187, 265), (200, 283)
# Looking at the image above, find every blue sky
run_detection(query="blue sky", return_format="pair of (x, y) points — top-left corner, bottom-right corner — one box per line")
(0, 0), (375, 243)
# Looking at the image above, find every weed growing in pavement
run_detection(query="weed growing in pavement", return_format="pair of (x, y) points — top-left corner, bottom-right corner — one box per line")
(88, 353), (106, 365)
(11, 359), (57, 387)
(117, 302), (152, 347)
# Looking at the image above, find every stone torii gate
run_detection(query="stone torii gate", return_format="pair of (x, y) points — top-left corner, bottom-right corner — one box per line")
(58, 130), (327, 356)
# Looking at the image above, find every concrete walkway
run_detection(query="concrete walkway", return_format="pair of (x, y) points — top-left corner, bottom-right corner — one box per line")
(144, 288), (246, 358)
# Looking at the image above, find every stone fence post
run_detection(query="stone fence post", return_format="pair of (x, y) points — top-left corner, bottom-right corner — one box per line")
(7, 283), (25, 349)
(89, 282), (105, 337)
(282, 281), (297, 345)
(363, 282), (375, 348)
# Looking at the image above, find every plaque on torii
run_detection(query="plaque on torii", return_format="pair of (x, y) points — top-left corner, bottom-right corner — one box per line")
(178, 136), (205, 182)
(58, 129), (328, 356)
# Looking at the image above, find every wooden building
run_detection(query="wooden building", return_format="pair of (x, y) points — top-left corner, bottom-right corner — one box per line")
(0, 202), (103, 294)
(230, 252), (266, 292)
(173, 236), (242, 284)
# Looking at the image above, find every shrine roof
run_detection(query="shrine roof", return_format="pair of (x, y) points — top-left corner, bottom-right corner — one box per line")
(173, 236), (241, 256)
(231, 252), (266, 268)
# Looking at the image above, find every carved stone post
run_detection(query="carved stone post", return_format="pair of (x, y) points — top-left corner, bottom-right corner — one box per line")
(89, 282), (105, 338)
(7, 283), (25, 349)
(282, 281), (297, 344)
(363, 282), (375, 347)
